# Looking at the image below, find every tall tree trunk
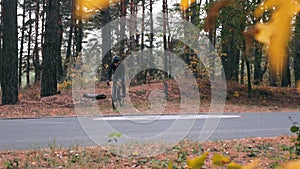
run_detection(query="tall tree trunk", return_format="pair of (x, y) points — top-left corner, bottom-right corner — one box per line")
(231, 42), (239, 81)
(254, 42), (262, 85)
(75, 18), (83, 57)
(163, 0), (168, 75)
(182, 5), (190, 65)
(57, 16), (63, 82)
(101, 7), (111, 81)
(293, 14), (300, 87)
(140, 0), (145, 62)
(246, 57), (252, 97)
(119, 0), (127, 56)
(221, 32), (239, 81)
(27, 5), (32, 85)
(295, 53), (300, 86)
(41, 0), (60, 97)
(269, 68), (277, 86)
(0, 0), (2, 85)
(19, 1), (26, 87)
(1, 0), (18, 104)
(40, 0), (45, 59)
(240, 56), (245, 84)
(281, 56), (291, 87)
(129, 0), (135, 52)
(33, 0), (41, 83)
(63, 0), (75, 78)
(163, 0), (168, 98)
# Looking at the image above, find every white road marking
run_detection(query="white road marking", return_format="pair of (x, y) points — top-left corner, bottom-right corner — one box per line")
(93, 114), (241, 121)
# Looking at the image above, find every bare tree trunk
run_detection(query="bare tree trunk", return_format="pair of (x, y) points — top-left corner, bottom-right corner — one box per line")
(63, 0), (74, 78)
(75, 18), (83, 57)
(246, 57), (252, 97)
(19, 0), (26, 87)
(281, 54), (291, 87)
(254, 43), (262, 85)
(33, 0), (41, 83)
(293, 14), (300, 87)
(129, 0), (135, 52)
(163, 0), (169, 98)
(140, 0), (145, 60)
(41, 0), (60, 97)
(27, 5), (32, 85)
(240, 57), (245, 84)
(57, 16), (63, 82)
(147, 0), (154, 82)
(119, 0), (127, 56)
(0, 0), (2, 85)
(41, 0), (45, 58)
(1, 0), (18, 104)
(101, 7), (111, 81)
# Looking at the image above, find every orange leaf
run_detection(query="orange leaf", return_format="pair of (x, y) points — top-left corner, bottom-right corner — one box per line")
(75, 0), (119, 19)
(181, 0), (196, 11)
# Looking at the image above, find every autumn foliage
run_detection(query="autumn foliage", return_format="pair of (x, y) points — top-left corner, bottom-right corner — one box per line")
(204, 0), (229, 32)
(253, 0), (300, 73)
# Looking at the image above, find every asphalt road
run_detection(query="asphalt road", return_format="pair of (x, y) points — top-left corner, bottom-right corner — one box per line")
(0, 112), (300, 151)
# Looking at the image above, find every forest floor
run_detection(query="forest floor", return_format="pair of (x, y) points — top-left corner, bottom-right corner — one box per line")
(0, 79), (300, 168)
(0, 79), (299, 118)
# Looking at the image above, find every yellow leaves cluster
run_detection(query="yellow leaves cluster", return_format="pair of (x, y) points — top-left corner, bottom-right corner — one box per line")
(180, 0), (196, 11)
(212, 153), (231, 166)
(75, 0), (119, 19)
(186, 151), (208, 169)
(57, 81), (72, 91)
(254, 0), (300, 72)
(168, 151), (300, 169)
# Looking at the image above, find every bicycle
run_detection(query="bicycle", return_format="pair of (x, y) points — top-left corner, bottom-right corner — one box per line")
(107, 78), (124, 110)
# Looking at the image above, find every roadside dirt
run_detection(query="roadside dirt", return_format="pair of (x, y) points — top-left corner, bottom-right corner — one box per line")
(0, 80), (299, 119)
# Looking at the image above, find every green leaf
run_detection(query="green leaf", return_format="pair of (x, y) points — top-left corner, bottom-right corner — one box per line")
(291, 126), (299, 133)
(108, 132), (123, 138)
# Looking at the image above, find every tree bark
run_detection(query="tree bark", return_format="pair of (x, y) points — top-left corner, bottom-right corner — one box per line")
(41, 0), (60, 97)
(119, 0), (127, 56)
(56, 16), (63, 82)
(254, 42), (262, 85)
(293, 14), (300, 86)
(1, 0), (18, 104)
(63, 0), (75, 78)
(33, 0), (41, 83)
(281, 56), (291, 87)
(101, 7), (112, 81)
(19, 1), (26, 87)
(27, 5), (32, 85)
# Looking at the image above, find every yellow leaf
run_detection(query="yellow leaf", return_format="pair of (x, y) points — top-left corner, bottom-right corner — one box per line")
(181, 0), (196, 11)
(254, 0), (300, 72)
(282, 160), (300, 169)
(228, 162), (242, 169)
(186, 151), (208, 169)
(75, 0), (119, 19)
(212, 154), (231, 166)
(233, 91), (239, 97)
(168, 161), (173, 169)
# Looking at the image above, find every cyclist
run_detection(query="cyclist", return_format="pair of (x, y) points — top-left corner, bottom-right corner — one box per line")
(106, 56), (126, 97)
